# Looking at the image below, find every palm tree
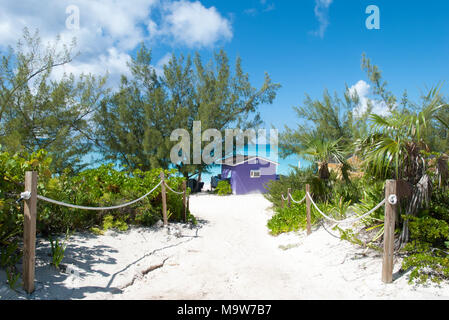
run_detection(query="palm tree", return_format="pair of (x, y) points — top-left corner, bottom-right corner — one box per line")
(301, 137), (346, 180)
(357, 89), (449, 246)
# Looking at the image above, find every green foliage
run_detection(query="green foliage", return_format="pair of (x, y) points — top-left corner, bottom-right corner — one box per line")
(216, 180), (232, 196)
(265, 166), (364, 209)
(406, 216), (449, 245)
(0, 148), (192, 278)
(49, 230), (70, 269)
(0, 241), (20, 268)
(0, 29), (108, 174)
(271, 53), (449, 286)
(337, 227), (365, 247)
(279, 89), (356, 159)
(350, 179), (385, 224)
(264, 167), (318, 207)
(186, 212), (197, 225)
(36, 163), (187, 233)
(401, 189), (449, 284)
(6, 267), (20, 290)
(402, 252), (449, 285)
(356, 86), (448, 182)
(0, 148), (52, 247)
(0, 241), (21, 290)
(95, 45), (280, 179)
(328, 197), (352, 219)
(267, 190), (319, 235)
(265, 167), (386, 243)
(89, 227), (104, 236)
(330, 177), (365, 204)
(102, 214), (128, 232)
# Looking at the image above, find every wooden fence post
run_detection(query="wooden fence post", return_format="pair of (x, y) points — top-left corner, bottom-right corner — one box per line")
(182, 180), (187, 223)
(287, 188), (292, 208)
(306, 184), (312, 235)
(160, 172), (168, 226)
(382, 179), (398, 283)
(23, 171), (37, 294)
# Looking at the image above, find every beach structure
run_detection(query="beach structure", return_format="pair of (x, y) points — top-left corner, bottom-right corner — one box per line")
(216, 155), (279, 195)
(318, 155), (364, 179)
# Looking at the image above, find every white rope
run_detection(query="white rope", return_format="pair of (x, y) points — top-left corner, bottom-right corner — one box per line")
(281, 194), (288, 201)
(289, 193), (306, 204)
(164, 182), (184, 195)
(37, 180), (163, 211)
(306, 192), (386, 225)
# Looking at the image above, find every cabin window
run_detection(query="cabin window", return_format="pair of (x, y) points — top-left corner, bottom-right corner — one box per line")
(250, 170), (261, 178)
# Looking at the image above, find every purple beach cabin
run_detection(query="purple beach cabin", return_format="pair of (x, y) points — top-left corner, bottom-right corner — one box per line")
(218, 155), (279, 195)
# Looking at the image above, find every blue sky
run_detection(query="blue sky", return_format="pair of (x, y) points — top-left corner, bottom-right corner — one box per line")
(135, 0), (449, 130)
(1, 0), (447, 130)
(197, 0), (449, 130)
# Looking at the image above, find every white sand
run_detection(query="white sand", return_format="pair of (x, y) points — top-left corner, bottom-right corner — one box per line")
(1, 193), (449, 300)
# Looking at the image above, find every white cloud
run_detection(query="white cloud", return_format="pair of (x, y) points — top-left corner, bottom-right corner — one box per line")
(244, 0), (275, 16)
(349, 80), (390, 117)
(312, 0), (333, 38)
(52, 48), (132, 83)
(0, 0), (233, 86)
(157, 0), (233, 48)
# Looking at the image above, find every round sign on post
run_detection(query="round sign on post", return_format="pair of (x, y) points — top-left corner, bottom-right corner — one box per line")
(388, 194), (398, 205)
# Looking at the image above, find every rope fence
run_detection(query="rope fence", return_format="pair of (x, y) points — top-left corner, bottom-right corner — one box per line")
(306, 191), (386, 225)
(281, 180), (404, 284)
(164, 182), (185, 195)
(17, 170), (190, 294)
(36, 181), (163, 211)
(289, 193), (306, 205)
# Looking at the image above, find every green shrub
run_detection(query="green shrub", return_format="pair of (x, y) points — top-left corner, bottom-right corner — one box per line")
(102, 214), (129, 232)
(6, 267), (20, 290)
(216, 180), (232, 196)
(265, 167), (309, 206)
(264, 167), (347, 208)
(265, 167), (372, 235)
(49, 230), (70, 269)
(402, 250), (449, 284)
(35, 163), (188, 232)
(267, 190), (320, 235)
(330, 177), (365, 204)
(401, 190), (449, 284)
(0, 148), (193, 278)
(0, 240), (21, 289)
(90, 227), (104, 235)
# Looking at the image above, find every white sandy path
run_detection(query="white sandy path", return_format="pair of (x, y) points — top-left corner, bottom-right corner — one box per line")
(1, 193), (449, 300)
(120, 194), (449, 300)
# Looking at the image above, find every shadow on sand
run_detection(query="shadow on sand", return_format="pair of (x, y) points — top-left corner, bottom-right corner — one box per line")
(7, 221), (208, 300)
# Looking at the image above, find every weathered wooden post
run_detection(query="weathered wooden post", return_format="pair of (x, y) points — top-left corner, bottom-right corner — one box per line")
(182, 180), (187, 223)
(23, 171), (37, 294)
(287, 188), (292, 208)
(160, 172), (168, 226)
(382, 180), (398, 283)
(281, 194), (285, 209)
(306, 184), (312, 235)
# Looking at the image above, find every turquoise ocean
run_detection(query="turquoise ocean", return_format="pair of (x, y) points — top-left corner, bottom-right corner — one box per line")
(81, 144), (310, 184)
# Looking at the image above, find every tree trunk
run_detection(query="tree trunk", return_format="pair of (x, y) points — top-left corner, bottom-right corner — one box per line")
(318, 162), (330, 180)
